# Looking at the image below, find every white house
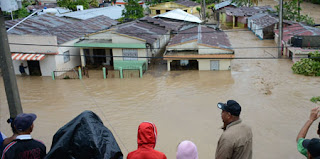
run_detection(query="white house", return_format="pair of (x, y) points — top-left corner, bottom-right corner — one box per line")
(6, 14), (118, 76)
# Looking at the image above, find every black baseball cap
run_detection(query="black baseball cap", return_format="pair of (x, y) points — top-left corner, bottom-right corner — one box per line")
(303, 138), (320, 159)
(217, 100), (241, 116)
(14, 113), (37, 131)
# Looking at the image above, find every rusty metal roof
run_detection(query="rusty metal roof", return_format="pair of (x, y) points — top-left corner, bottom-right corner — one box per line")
(248, 13), (278, 28)
(226, 6), (273, 17)
(5, 14), (118, 44)
(114, 18), (170, 44)
(275, 23), (320, 42)
(139, 16), (184, 31)
(168, 25), (232, 50)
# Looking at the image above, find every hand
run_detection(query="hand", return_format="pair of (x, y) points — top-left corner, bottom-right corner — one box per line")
(309, 107), (320, 121)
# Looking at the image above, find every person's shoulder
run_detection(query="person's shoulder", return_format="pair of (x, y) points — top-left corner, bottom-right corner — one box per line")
(33, 139), (46, 148)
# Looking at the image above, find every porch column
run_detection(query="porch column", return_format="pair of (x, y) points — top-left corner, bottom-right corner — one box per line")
(167, 60), (171, 71)
(89, 49), (94, 63)
(80, 48), (86, 67)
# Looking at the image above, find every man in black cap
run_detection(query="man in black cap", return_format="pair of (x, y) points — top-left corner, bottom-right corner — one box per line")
(302, 138), (320, 159)
(1, 113), (46, 159)
(215, 100), (253, 159)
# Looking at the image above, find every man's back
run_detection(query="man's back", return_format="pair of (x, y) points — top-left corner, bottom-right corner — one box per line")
(1, 139), (46, 159)
(216, 120), (252, 159)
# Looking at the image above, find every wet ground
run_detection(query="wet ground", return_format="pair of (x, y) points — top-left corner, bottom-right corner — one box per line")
(1, 1), (320, 158)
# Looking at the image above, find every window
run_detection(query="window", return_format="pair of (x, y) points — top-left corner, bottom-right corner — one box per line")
(63, 51), (70, 63)
(156, 10), (160, 14)
(123, 49), (138, 61)
(180, 60), (189, 66)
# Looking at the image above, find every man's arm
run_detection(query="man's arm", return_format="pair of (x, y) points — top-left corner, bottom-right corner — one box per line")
(296, 107), (320, 142)
(215, 136), (233, 159)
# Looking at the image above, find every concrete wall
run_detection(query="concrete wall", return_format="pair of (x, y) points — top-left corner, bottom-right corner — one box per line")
(8, 34), (58, 53)
(55, 39), (81, 73)
(198, 45), (233, 54)
(197, 59), (231, 70)
(41, 55), (57, 76)
(167, 41), (197, 50)
(112, 48), (147, 61)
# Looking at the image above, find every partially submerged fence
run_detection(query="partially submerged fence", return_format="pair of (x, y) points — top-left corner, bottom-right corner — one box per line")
(52, 67), (89, 80)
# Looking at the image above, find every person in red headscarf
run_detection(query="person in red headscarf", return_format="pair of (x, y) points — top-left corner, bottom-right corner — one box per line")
(127, 122), (167, 159)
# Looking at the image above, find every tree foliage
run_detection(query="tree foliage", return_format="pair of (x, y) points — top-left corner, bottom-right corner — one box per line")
(122, 0), (144, 21)
(292, 52), (320, 76)
(57, 0), (90, 11)
(231, 0), (260, 7)
(311, 96), (320, 103)
(274, 0), (315, 26)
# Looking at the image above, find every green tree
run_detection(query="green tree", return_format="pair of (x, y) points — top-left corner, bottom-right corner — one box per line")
(292, 52), (320, 76)
(122, 0), (144, 21)
(311, 96), (320, 103)
(274, 0), (315, 26)
(231, 0), (260, 7)
(57, 0), (90, 11)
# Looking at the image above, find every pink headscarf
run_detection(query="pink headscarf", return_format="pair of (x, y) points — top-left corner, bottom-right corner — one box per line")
(176, 140), (198, 159)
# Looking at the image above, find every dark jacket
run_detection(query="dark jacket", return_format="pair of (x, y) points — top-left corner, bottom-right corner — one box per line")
(1, 137), (46, 159)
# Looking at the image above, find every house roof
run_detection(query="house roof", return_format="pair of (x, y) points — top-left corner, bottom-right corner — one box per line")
(175, 0), (200, 7)
(214, 0), (237, 10)
(5, 14), (119, 44)
(57, 6), (124, 20)
(140, 16), (184, 32)
(153, 9), (202, 23)
(275, 23), (320, 42)
(74, 39), (146, 48)
(248, 13), (278, 28)
(225, 5), (273, 17)
(114, 20), (168, 44)
(167, 25), (233, 50)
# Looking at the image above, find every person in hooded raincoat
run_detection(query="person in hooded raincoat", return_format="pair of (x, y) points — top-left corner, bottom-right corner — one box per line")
(127, 122), (167, 159)
(176, 140), (198, 159)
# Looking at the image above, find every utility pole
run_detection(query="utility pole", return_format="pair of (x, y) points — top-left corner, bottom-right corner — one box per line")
(0, 9), (23, 118)
(278, 0), (283, 58)
(202, 0), (206, 23)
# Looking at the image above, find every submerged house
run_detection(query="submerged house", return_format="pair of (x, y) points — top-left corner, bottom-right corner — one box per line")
(164, 25), (234, 71)
(222, 6), (273, 29)
(275, 23), (320, 62)
(248, 13), (278, 39)
(6, 14), (118, 76)
(213, 0), (237, 24)
(74, 17), (177, 78)
(149, 0), (200, 16)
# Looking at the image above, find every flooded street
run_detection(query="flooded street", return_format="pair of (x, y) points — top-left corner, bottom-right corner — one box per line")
(1, 31), (320, 159)
(1, 1), (320, 158)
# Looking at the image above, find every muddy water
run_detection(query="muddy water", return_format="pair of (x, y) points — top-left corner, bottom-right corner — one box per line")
(259, 0), (320, 24)
(1, 4), (320, 158)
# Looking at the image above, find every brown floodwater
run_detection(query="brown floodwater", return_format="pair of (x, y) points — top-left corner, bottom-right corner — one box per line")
(1, 2), (320, 158)
(259, 0), (320, 24)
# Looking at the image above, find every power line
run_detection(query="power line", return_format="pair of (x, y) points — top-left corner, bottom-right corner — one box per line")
(8, 42), (320, 50)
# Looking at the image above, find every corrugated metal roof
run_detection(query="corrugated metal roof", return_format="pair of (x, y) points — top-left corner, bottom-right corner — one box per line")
(226, 6), (273, 17)
(115, 19), (168, 44)
(153, 9), (202, 23)
(248, 13), (278, 28)
(175, 0), (200, 7)
(214, 0), (237, 10)
(74, 40), (146, 48)
(57, 6), (124, 20)
(6, 14), (119, 44)
(140, 16), (184, 31)
(168, 25), (233, 50)
(275, 23), (320, 42)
